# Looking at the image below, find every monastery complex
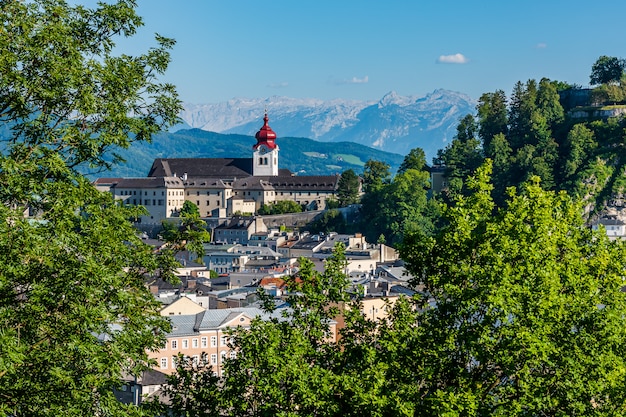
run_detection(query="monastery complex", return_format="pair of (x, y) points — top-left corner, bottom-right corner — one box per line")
(95, 113), (340, 224)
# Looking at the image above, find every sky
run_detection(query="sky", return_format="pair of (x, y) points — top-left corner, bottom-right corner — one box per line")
(107, 0), (626, 104)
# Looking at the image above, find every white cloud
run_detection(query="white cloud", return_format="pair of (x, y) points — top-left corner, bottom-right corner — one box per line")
(335, 75), (369, 85)
(536, 42), (547, 49)
(348, 75), (369, 84)
(436, 53), (469, 64)
(267, 82), (289, 89)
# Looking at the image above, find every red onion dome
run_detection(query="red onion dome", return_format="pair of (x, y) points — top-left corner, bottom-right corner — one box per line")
(254, 113), (277, 149)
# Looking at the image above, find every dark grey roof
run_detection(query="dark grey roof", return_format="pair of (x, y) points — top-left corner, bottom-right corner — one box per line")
(597, 217), (626, 226)
(140, 369), (168, 386)
(183, 178), (232, 189)
(258, 175), (339, 191)
(93, 177), (123, 185)
(215, 217), (255, 230)
(112, 176), (183, 189)
(148, 158), (253, 179)
(233, 177), (275, 190)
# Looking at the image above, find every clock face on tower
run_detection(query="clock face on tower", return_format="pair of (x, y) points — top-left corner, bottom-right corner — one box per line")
(258, 145), (268, 155)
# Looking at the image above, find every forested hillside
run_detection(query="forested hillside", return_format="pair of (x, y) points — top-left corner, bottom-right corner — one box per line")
(436, 63), (626, 222)
(330, 57), (626, 248)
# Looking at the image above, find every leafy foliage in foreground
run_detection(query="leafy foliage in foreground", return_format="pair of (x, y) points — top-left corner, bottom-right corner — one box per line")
(0, 0), (181, 415)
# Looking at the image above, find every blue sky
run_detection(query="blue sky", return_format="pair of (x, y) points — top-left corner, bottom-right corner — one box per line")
(113, 0), (626, 104)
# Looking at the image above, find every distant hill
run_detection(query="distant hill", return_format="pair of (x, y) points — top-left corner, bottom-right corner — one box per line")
(81, 129), (405, 180)
(179, 89), (477, 161)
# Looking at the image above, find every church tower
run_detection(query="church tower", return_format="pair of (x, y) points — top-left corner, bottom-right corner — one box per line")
(252, 112), (279, 176)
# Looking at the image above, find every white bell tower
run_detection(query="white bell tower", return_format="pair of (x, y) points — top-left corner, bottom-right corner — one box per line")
(252, 112), (279, 176)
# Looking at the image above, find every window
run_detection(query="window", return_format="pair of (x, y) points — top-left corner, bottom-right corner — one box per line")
(192, 355), (199, 365)
(160, 357), (167, 369)
(201, 337), (208, 348)
(220, 335), (228, 346)
(230, 351), (237, 359)
(182, 339), (188, 349)
(197, 191), (200, 196)
(211, 336), (217, 347)
(210, 354), (218, 365)
(192, 338), (198, 348)
(172, 356), (178, 369)
(220, 351), (227, 362)
(171, 340), (177, 349)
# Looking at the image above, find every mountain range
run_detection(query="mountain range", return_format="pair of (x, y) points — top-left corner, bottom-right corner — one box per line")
(85, 130), (406, 180)
(177, 89), (477, 161)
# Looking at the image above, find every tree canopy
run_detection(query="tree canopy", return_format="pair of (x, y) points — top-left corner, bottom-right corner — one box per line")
(0, 0), (181, 415)
(590, 55), (626, 85)
(399, 162), (626, 415)
(336, 168), (361, 207)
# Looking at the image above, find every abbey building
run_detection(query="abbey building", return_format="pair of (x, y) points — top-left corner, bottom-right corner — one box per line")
(95, 113), (340, 224)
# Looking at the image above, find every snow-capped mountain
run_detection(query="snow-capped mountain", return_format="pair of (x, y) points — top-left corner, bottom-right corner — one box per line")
(178, 89), (477, 160)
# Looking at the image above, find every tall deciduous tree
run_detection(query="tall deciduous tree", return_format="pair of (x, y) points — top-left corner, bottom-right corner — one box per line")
(400, 162), (626, 416)
(0, 1), (181, 415)
(397, 147), (427, 174)
(590, 55), (626, 85)
(362, 159), (391, 194)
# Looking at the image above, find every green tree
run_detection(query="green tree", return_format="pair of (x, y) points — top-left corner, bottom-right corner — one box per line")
(0, 1), (181, 415)
(336, 169), (361, 207)
(397, 147), (427, 174)
(361, 165), (433, 245)
(180, 200), (200, 217)
(590, 55), (626, 85)
(159, 245), (353, 417)
(258, 199), (303, 215)
(145, 353), (222, 417)
(362, 159), (391, 194)
(562, 123), (597, 179)
(436, 116), (483, 198)
(477, 90), (508, 153)
(536, 78), (565, 127)
(399, 162), (626, 415)
(308, 209), (348, 234)
(507, 80), (537, 150)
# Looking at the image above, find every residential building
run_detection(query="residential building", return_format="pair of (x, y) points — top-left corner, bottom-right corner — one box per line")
(147, 305), (333, 376)
(592, 217), (626, 239)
